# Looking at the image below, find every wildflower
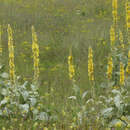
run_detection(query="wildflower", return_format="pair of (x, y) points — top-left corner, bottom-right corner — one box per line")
(44, 127), (48, 130)
(127, 124), (130, 128)
(37, 106), (40, 110)
(125, 0), (130, 31)
(120, 62), (125, 85)
(126, 50), (130, 75)
(3, 110), (6, 114)
(115, 120), (122, 127)
(107, 56), (113, 79)
(33, 122), (38, 128)
(121, 116), (130, 127)
(88, 47), (94, 81)
(19, 124), (22, 127)
(113, 86), (119, 89)
(110, 25), (115, 46)
(2, 127), (6, 130)
(70, 125), (74, 129)
(32, 26), (40, 84)
(68, 49), (75, 81)
(7, 24), (15, 84)
(112, 0), (118, 27)
(0, 25), (2, 55)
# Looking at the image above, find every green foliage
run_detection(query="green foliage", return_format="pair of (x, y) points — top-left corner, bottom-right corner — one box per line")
(0, 0), (129, 129)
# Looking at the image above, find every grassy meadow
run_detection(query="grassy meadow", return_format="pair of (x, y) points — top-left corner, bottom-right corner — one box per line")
(0, 0), (130, 129)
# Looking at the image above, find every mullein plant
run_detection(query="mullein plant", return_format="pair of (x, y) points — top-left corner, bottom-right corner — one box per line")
(107, 56), (113, 80)
(125, 0), (130, 32)
(125, 0), (130, 45)
(110, 25), (116, 46)
(0, 25), (2, 56)
(88, 47), (95, 98)
(7, 24), (15, 85)
(126, 50), (130, 76)
(32, 26), (40, 84)
(120, 62), (125, 86)
(88, 47), (94, 81)
(68, 48), (75, 82)
(112, 0), (118, 28)
(110, 0), (118, 48)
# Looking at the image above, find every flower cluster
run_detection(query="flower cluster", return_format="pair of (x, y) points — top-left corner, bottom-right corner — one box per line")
(68, 49), (75, 81)
(7, 24), (15, 84)
(107, 56), (113, 79)
(88, 47), (94, 81)
(32, 26), (40, 84)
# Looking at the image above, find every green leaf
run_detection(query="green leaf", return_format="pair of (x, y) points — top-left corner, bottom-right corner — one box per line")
(29, 98), (37, 106)
(37, 112), (48, 121)
(114, 95), (121, 108)
(101, 107), (113, 118)
(0, 73), (9, 79)
(82, 91), (88, 99)
(19, 104), (29, 113)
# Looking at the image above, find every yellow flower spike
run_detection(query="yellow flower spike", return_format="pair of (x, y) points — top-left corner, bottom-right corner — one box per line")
(126, 50), (130, 75)
(110, 25), (115, 46)
(0, 25), (2, 55)
(107, 56), (113, 79)
(88, 47), (94, 81)
(112, 0), (118, 27)
(7, 24), (15, 84)
(32, 26), (40, 84)
(68, 49), (75, 81)
(125, 0), (130, 32)
(120, 62), (125, 86)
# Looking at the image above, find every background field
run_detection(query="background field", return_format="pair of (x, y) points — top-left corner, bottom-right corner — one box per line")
(0, 0), (129, 129)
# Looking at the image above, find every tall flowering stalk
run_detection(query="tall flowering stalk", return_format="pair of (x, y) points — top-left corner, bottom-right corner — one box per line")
(110, 25), (116, 46)
(125, 0), (130, 32)
(88, 47), (95, 99)
(68, 49), (75, 81)
(0, 25), (2, 56)
(107, 56), (113, 79)
(88, 47), (94, 81)
(126, 50), (130, 75)
(7, 24), (15, 84)
(120, 62), (125, 86)
(32, 26), (40, 83)
(112, 0), (118, 27)
(125, 0), (130, 44)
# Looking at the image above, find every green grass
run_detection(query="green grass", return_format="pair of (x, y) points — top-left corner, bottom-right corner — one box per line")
(0, 0), (129, 129)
